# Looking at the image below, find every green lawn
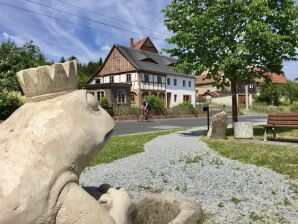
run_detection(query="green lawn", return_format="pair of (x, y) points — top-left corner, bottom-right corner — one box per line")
(89, 129), (181, 166)
(203, 127), (298, 179)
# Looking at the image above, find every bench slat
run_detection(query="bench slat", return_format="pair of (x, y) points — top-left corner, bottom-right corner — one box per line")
(261, 124), (298, 128)
(268, 121), (298, 125)
(268, 117), (298, 121)
(268, 112), (298, 117)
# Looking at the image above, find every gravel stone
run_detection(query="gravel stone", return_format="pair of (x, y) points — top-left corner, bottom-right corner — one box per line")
(80, 128), (298, 224)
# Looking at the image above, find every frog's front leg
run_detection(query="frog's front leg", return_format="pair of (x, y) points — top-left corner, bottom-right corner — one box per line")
(55, 183), (118, 224)
(99, 188), (132, 224)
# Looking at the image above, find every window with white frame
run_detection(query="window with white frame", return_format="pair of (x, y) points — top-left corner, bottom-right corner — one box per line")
(117, 90), (126, 104)
(97, 91), (105, 101)
(110, 76), (114, 83)
(95, 79), (101, 84)
(249, 84), (254, 88)
(174, 79), (177, 86)
(188, 81), (191, 87)
(167, 78), (170, 85)
(183, 80), (186, 87)
(126, 74), (131, 82)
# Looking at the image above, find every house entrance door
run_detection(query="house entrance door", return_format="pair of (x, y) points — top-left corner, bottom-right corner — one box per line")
(167, 93), (171, 108)
(238, 95), (246, 105)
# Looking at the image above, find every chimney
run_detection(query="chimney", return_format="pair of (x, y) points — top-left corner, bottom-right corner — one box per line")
(130, 38), (134, 48)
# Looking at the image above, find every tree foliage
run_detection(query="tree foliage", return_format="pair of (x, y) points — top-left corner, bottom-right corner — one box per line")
(61, 55), (102, 88)
(256, 81), (284, 105)
(163, 0), (298, 121)
(0, 40), (48, 92)
(283, 80), (298, 104)
(0, 91), (24, 120)
(256, 80), (298, 105)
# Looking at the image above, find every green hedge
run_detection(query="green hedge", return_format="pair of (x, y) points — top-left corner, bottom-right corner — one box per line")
(0, 91), (24, 120)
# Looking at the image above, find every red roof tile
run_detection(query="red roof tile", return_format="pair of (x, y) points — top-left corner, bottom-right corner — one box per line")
(196, 71), (214, 85)
(134, 37), (147, 49)
(254, 72), (287, 84)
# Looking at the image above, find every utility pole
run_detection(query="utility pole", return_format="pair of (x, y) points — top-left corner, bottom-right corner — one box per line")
(245, 85), (249, 110)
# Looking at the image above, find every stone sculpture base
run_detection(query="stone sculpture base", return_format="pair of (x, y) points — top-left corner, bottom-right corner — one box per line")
(234, 122), (253, 139)
(128, 194), (203, 224)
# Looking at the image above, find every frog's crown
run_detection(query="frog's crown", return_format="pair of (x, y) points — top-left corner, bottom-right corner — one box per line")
(17, 60), (78, 101)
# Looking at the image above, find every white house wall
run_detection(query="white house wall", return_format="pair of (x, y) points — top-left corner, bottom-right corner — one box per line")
(166, 75), (196, 107)
(91, 72), (196, 108)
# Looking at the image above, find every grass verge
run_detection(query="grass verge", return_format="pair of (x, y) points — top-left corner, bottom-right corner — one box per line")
(89, 129), (181, 166)
(202, 127), (298, 179)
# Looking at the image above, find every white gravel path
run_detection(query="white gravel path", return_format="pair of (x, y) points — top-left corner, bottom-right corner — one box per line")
(80, 128), (298, 224)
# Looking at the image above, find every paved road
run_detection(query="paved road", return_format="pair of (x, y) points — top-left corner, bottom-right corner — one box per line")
(113, 115), (267, 135)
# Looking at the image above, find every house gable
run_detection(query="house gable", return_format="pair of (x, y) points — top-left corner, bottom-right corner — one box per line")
(99, 47), (136, 76)
(135, 37), (158, 54)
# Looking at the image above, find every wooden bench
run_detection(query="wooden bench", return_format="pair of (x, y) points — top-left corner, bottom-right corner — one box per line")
(261, 113), (298, 141)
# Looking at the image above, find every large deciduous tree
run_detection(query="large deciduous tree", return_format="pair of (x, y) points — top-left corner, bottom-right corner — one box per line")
(0, 40), (48, 92)
(163, 0), (298, 122)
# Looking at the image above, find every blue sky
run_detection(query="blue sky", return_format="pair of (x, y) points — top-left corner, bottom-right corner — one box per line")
(0, 0), (297, 80)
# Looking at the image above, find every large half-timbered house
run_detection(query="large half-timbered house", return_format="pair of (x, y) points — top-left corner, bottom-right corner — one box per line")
(87, 37), (196, 108)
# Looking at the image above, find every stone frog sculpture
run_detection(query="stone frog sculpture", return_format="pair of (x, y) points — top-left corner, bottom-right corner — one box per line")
(0, 61), (131, 224)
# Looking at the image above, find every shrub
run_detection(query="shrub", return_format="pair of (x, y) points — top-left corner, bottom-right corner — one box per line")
(168, 101), (198, 116)
(255, 81), (284, 106)
(99, 97), (109, 108)
(144, 95), (164, 109)
(177, 101), (194, 109)
(113, 104), (138, 116)
(0, 91), (24, 120)
(291, 103), (298, 112)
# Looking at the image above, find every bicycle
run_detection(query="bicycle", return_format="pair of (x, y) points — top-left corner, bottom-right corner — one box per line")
(136, 109), (153, 122)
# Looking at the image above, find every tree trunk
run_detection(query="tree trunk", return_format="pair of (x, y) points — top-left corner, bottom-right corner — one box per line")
(231, 80), (238, 123)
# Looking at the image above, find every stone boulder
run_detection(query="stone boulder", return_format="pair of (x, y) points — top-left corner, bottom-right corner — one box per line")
(234, 122), (253, 139)
(207, 111), (228, 139)
(128, 194), (203, 224)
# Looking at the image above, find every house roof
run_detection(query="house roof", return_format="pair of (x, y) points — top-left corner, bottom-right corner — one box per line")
(254, 72), (287, 84)
(202, 91), (220, 97)
(196, 70), (287, 86)
(134, 37), (147, 49)
(294, 77), (298, 82)
(133, 37), (158, 53)
(115, 44), (196, 78)
(196, 72), (214, 85)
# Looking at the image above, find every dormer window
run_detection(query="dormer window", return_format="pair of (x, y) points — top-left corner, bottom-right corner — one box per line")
(110, 76), (114, 83)
(140, 58), (157, 64)
(95, 79), (101, 84)
(167, 63), (175, 67)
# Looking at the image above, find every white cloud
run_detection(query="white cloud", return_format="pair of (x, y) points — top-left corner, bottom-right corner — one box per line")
(101, 45), (111, 52)
(0, 0), (171, 63)
(2, 32), (27, 46)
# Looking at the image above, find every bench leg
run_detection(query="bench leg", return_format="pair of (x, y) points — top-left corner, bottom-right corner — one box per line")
(272, 128), (276, 139)
(264, 128), (267, 141)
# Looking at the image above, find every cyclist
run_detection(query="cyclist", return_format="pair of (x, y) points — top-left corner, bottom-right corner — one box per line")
(141, 100), (152, 120)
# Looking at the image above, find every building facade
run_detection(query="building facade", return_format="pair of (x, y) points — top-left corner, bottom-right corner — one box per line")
(195, 71), (287, 106)
(87, 37), (196, 108)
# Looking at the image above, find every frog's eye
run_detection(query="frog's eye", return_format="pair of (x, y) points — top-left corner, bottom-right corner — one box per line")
(87, 92), (99, 111)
